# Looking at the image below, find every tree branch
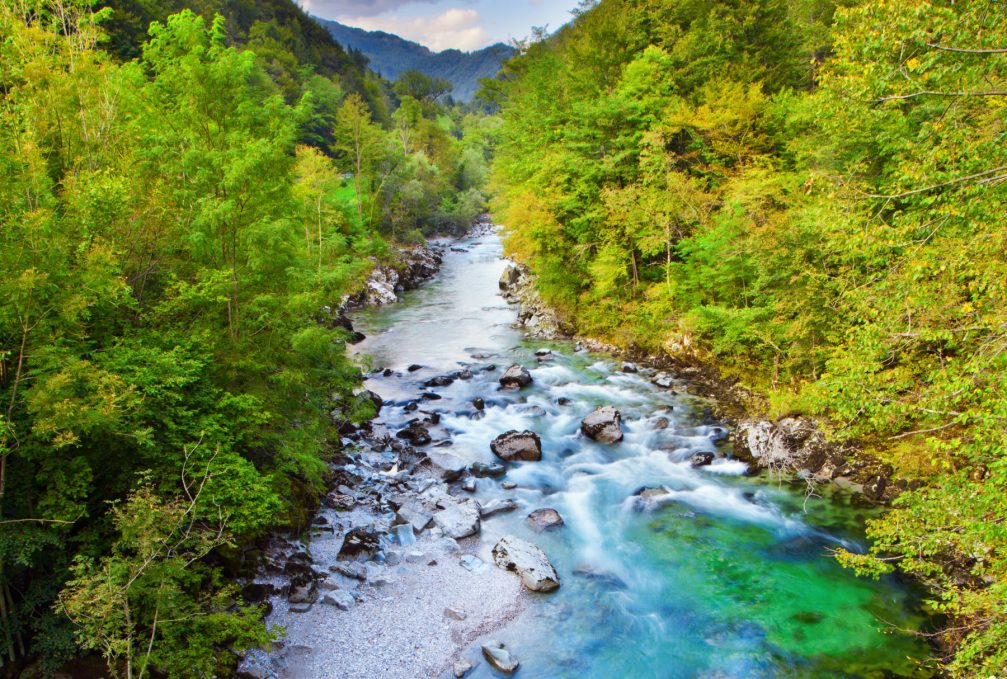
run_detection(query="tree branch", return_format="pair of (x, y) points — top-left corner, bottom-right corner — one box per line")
(877, 90), (1007, 102)
(926, 43), (1007, 54)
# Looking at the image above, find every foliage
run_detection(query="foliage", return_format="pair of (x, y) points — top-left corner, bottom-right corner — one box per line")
(491, 0), (1007, 674)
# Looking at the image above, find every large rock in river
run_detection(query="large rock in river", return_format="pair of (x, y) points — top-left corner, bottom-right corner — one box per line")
(527, 507), (564, 532)
(491, 430), (542, 462)
(482, 641), (520, 674)
(491, 535), (560, 592)
(499, 364), (532, 390)
(581, 406), (623, 443)
(433, 500), (481, 539)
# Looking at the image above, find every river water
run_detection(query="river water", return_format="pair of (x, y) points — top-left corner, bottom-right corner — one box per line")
(350, 228), (932, 678)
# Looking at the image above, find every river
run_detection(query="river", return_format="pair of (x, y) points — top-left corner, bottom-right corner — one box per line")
(345, 227), (932, 678)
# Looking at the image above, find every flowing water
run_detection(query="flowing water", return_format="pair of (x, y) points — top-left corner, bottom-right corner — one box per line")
(350, 229), (933, 678)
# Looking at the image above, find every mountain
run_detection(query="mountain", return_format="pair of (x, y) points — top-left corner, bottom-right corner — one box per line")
(313, 17), (516, 102)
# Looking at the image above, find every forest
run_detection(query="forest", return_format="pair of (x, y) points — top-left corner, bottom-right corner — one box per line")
(490, 0), (1007, 675)
(0, 0), (493, 675)
(2, 0), (1006, 676)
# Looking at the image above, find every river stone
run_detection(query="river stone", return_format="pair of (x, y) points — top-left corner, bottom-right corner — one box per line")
(481, 641), (520, 674)
(395, 503), (433, 532)
(499, 364), (532, 390)
(527, 507), (564, 532)
(690, 451), (715, 467)
(581, 406), (624, 443)
(321, 589), (355, 610)
(337, 527), (381, 561)
(473, 396), (485, 410)
(427, 450), (468, 481)
(433, 500), (481, 539)
(491, 536), (561, 592)
(453, 659), (474, 678)
(491, 430), (542, 462)
(288, 583), (317, 604)
(471, 461), (506, 478)
(499, 263), (521, 290)
(652, 417), (670, 430)
(396, 423), (431, 446)
(480, 498), (518, 518)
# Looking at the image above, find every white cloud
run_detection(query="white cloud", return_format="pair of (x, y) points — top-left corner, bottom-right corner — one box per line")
(338, 8), (491, 51)
(298, 0), (443, 18)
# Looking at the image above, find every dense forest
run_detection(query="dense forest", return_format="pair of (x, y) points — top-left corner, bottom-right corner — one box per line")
(490, 0), (1007, 675)
(0, 0), (494, 675)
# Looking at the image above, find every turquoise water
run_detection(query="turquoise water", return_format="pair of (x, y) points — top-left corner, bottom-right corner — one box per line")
(351, 230), (934, 678)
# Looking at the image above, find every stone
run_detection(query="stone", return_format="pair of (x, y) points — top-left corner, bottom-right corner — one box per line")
(501, 481), (517, 490)
(321, 590), (356, 610)
(337, 527), (381, 561)
(527, 507), (564, 532)
(453, 660), (474, 678)
(473, 397), (486, 411)
(433, 500), (481, 539)
(405, 550), (426, 564)
(491, 430), (542, 462)
(462, 478), (477, 492)
(471, 461), (506, 478)
(690, 451), (715, 467)
(424, 375), (455, 388)
(289, 603), (313, 613)
(288, 584), (318, 604)
(652, 417), (670, 430)
(482, 641), (520, 674)
(491, 536), (560, 592)
(460, 555), (486, 573)
(407, 364), (423, 372)
(499, 364), (532, 390)
(396, 423), (431, 446)
(391, 523), (416, 546)
(444, 607), (468, 621)
(480, 498), (518, 518)
(499, 263), (521, 291)
(581, 406), (624, 443)
(317, 578), (340, 592)
(395, 504), (433, 532)
(651, 372), (674, 388)
(621, 362), (638, 373)
(427, 450), (468, 482)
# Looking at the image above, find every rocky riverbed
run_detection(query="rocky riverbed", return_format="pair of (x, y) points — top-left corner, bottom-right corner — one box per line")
(240, 225), (931, 679)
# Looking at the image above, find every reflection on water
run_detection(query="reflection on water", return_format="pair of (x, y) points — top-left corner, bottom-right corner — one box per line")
(351, 229), (933, 678)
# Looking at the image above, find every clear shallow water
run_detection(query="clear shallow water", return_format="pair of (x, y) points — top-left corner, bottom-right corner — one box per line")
(351, 230), (933, 678)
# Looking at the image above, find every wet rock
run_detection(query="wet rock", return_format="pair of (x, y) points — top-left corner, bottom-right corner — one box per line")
(527, 507), (564, 532)
(535, 349), (554, 362)
(621, 362), (638, 373)
(690, 451), (715, 467)
(462, 477), (477, 492)
(408, 364), (423, 372)
(499, 364), (532, 390)
(480, 498), (518, 518)
(491, 536), (560, 592)
(396, 423), (431, 446)
(651, 372), (674, 389)
(581, 406), (624, 443)
(501, 481), (517, 490)
(557, 397), (571, 406)
(424, 375), (455, 388)
(321, 589), (356, 610)
(420, 392), (442, 401)
(472, 397), (485, 410)
(491, 430), (543, 462)
(482, 641), (520, 674)
(652, 417), (670, 430)
(471, 461), (506, 478)
(337, 527), (381, 561)
(433, 500), (481, 539)
(572, 564), (628, 589)
(453, 660), (474, 678)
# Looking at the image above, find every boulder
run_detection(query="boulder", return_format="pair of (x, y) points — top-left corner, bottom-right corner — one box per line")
(491, 430), (542, 462)
(651, 372), (674, 389)
(482, 641), (519, 675)
(491, 536), (560, 592)
(337, 527), (381, 561)
(581, 406), (624, 443)
(321, 589), (355, 610)
(690, 451), (715, 467)
(433, 500), (481, 539)
(472, 397), (486, 411)
(499, 364), (532, 390)
(396, 423), (431, 446)
(652, 417), (670, 430)
(394, 503), (431, 532)
(427, 450), (468, 482)
(499, 264), (521, 291)
(527, 508), (564, 532)
(288, 583), (318, 605)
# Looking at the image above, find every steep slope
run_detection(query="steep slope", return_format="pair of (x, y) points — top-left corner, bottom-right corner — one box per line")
(314, 17), (516, 102)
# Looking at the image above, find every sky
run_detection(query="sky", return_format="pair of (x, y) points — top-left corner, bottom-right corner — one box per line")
(298, 0), (580, 52)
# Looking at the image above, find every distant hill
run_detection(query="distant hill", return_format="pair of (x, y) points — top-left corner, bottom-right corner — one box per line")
(314, 17), (516, 102)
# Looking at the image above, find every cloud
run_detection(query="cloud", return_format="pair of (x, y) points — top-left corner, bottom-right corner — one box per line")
(338, 8), (492, 51)
(298, 0), (444, 18)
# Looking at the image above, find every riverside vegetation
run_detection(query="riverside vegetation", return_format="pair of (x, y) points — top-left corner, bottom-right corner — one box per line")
(489, 0), (1007, 675)
(0, 0), (496, 675)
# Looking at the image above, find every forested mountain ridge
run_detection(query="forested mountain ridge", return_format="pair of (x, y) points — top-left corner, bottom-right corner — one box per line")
(0, 0), (494, 674)
(490, 0), (1007, 675)
(314, 17), (516, 102)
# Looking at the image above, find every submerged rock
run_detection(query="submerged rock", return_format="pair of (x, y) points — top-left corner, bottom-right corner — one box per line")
(492, 536), (560, 592)
(527, 507), (564, 532)
(433, 500), (481, 539)
(482, 641), (520, 674)
(470, 461), (506, 478)
(491, 430), (542, 462)
(581, 406), (624, 443)
(499, 364), (532, 390)
(690, 451), (715, 467)
(453, 659), (474, 678)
